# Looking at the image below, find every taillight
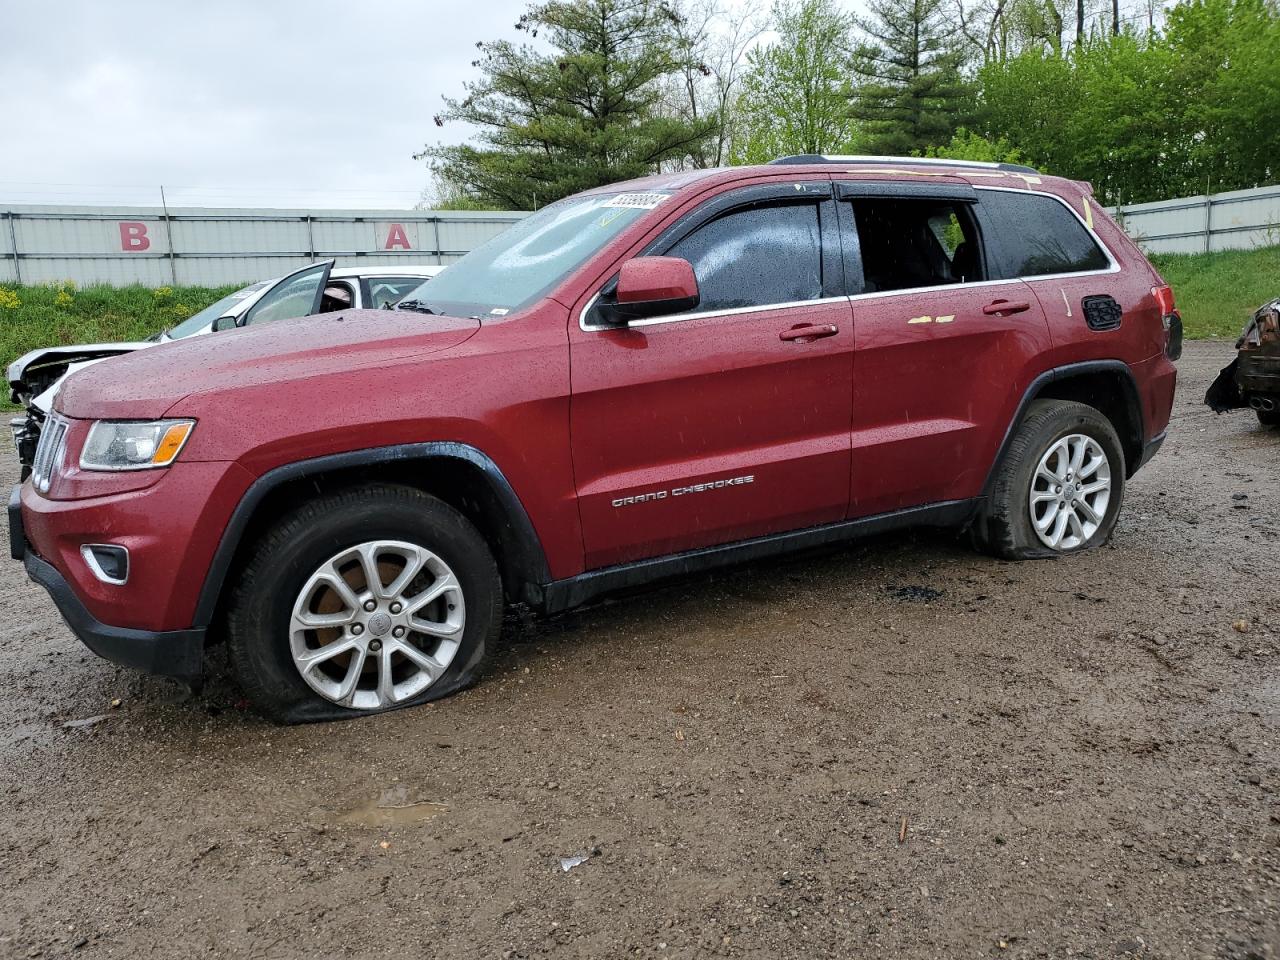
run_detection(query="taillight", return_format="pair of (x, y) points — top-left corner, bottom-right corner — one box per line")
(1153, 284), (1182, 360)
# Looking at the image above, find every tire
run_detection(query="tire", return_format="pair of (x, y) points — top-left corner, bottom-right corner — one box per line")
(971, 399), (1126, 560)
(225, 484), (502, 724)
(1257, 406), (1280, 427)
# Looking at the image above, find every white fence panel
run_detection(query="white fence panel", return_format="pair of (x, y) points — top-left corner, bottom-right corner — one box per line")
(1107, 184), (1280, 254)
(0, 205), (527, 287)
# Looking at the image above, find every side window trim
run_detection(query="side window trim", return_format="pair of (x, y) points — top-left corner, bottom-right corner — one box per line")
(974, 186), (1118, 281)
(582, 181), (838, 330)
(837, 193), (987, 294)
(833, 199), (865, 295)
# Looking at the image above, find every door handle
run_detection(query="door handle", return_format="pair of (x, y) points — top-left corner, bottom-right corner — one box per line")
(982, 299), (1031, 316)
(779, 323), (839, 342)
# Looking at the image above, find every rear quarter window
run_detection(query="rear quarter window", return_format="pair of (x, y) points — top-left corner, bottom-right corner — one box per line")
(980, 191), (1110, 279)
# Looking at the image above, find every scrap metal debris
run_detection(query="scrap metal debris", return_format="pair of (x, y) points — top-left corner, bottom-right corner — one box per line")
(559, 847), (601, 872)
(62, 715), (110, 729)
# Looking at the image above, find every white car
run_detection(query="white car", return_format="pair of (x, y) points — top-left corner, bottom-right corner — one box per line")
(7, 261), (444, 475)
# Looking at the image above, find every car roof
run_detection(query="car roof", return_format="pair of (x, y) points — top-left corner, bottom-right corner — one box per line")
(577, 156), (1083, 203)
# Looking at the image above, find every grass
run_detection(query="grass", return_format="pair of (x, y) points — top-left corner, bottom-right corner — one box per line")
(0, 282), (236, 410)
(1, 244), (1277, 409)
(1151, 244), (1280, 339)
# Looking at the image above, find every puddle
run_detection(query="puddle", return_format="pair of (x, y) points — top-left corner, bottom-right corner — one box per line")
(336, 788), (448, 827)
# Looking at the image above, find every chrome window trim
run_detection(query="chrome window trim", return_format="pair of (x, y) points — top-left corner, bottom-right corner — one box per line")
(578, 185), (1119, 333)
(580, 294), (850, 331)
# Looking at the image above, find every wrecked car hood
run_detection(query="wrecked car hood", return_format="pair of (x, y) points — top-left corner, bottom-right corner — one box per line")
(8, 342), (153, 404)
(54, 310), (481, 420)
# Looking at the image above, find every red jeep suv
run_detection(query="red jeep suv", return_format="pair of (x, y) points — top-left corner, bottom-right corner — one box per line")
(8, 156), (1180, 723)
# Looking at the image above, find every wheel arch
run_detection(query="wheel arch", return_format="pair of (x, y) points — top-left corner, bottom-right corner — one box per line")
(193, 443), (551, 630)
(986, 360), (1146, 494)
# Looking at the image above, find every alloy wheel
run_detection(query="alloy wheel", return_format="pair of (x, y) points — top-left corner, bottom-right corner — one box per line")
(1028, 433), (1112, 550)
(288, 540), (465, 710)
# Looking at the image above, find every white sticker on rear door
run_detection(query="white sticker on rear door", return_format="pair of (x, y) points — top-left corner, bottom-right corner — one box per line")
(602, 193), (669, 209)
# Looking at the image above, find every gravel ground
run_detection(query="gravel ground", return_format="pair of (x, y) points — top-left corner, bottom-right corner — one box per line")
(1, 340), (1277, 960)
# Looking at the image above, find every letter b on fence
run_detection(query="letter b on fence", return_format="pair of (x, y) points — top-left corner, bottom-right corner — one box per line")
(119, 222), (151, 251)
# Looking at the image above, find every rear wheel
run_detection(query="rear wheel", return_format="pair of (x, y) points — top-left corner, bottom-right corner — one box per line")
(972, 400), (1126, 560)
(225, 484), (502, 723)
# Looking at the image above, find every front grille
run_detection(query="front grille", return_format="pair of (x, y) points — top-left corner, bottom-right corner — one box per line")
(31, 416), (68, 494)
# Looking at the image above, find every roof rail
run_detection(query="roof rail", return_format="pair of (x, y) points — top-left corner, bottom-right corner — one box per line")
(767, 154), (1041, 176)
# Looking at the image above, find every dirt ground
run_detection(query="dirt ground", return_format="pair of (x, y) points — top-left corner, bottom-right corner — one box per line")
(1, 340), (1277, 960)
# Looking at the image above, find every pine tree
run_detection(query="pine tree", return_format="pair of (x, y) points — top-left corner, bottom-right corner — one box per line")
(849, 0), (972, 155)
(418, 0), (716, 209)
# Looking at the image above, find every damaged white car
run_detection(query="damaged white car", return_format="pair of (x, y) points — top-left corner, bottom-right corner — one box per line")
(7, 261), (444, 476)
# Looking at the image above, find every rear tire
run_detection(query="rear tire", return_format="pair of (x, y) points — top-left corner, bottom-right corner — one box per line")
(972, 400), (1126, 560)
(225, 484), (502, 724)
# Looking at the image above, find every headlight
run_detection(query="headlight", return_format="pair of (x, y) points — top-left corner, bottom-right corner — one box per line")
(79, 419), (195, 471)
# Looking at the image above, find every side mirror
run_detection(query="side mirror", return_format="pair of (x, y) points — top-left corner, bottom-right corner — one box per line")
(212, 314), (239, 332)
(598, 257), (699, 325)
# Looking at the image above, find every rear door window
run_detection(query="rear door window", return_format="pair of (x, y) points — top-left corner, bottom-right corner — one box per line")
(844, 198), (983, 293)
(663, 202), (823, 313)
(979, 191), (1109, 279)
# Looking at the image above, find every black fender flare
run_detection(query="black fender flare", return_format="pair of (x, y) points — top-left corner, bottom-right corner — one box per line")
(192, 442), (551, 628)
(983, 359), (1146, 497)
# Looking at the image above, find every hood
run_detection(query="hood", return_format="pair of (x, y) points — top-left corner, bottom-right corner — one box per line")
(55, 309), (481, 420)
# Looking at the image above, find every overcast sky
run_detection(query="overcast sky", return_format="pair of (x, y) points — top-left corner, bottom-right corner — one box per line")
(0, 0), (541, 209)
(0, 0), (784, 210)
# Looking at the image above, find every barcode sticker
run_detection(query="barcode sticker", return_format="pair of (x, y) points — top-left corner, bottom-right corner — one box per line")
(602, 193), (669, 209)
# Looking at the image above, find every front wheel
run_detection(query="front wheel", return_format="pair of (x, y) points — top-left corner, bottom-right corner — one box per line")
(972, 399), (1126, 560)
(225, 484), (502, 724)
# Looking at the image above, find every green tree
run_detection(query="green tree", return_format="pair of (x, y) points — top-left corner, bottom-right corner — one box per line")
(418, 0), (716, 209)
(732, 0), (859, 164)
(919, 127), (1026, 162)
(1165, 0), (1280, 195)
(973, 0), (1280, 204)
(975, 39), (1172, 203)
(849, 0), (972, 155)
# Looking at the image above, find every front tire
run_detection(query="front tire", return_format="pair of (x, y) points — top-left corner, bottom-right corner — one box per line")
(972, 400), (1126, 560)
(225, 484), (502, 724)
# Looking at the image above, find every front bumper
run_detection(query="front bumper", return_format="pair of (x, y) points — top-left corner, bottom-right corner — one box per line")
(10, 488), (205, 678)
(25, 551), (206, 678)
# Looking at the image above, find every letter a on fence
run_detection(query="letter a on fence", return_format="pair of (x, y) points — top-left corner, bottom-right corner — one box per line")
(384, 223), (411, 250)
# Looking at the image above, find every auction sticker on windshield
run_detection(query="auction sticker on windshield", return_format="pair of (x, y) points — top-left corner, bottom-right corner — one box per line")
(602, 193), (669, 209)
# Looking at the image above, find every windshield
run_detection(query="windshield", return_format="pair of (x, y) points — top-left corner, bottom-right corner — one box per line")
(399, 190), (672, 318)
(164, 281), (271, 339)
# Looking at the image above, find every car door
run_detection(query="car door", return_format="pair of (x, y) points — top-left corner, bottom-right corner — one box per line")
(238, 260), (334, 328)
(568, 180), (854, 570)
(836, 182), (1053, 517)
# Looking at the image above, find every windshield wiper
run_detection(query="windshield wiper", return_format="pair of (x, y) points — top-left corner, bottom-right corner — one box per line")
(395, 299), (438, 315)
